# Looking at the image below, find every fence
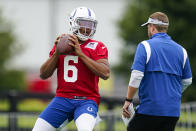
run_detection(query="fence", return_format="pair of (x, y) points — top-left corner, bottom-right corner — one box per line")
(176, 102), (196, 131)
(0, 91), (127, 131)
(0, 91), (196, 131)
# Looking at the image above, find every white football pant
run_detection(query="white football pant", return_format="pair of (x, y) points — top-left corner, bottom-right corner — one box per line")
(32, 118), (55, 131)
(75, 113), (96, 131)
(32, 113), (96, 131)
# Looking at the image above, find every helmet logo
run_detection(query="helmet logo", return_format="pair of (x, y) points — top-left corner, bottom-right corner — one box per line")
(87, 8), (91, 16)
(72, 9), (77, 18)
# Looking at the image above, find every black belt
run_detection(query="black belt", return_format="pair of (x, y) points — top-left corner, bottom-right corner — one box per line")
(73, 96), (86, 99)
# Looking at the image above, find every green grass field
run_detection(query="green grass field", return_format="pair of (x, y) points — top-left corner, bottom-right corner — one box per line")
(0, 99), (196, 131)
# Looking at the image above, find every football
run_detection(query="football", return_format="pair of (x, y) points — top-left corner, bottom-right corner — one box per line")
(57, 34), (74, 54)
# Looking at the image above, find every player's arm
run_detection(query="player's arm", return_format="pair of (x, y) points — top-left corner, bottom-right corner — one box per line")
(79, 56), (110, 80)
(40, 35), (65, 80)
(68, 35), (110, 80)
(40, 51), (60, 80)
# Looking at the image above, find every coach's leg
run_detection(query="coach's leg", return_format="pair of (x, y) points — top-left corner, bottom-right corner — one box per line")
(75, 113), (96, 131)
(127, 113), (159, 131)
(32, 118), (56, 131)
(158, 116), (179, 131)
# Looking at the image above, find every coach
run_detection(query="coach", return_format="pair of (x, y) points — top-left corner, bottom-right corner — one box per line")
(122, 12), (192, 131)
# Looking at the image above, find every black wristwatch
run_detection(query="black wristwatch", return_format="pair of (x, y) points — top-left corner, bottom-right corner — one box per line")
(125, 98), (133, 103)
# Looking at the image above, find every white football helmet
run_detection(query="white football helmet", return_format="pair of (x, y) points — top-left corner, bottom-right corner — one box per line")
(69, 7), (98, 41)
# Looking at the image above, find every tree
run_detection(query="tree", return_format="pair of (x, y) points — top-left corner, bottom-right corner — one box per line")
(113, 0), (196, 102)
(0, 10), (26, 91)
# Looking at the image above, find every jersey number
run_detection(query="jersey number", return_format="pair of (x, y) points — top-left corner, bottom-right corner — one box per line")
(64, 56), (78, 82)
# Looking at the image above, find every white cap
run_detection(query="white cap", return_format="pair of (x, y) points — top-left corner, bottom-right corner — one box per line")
(141, 18), (169, 26)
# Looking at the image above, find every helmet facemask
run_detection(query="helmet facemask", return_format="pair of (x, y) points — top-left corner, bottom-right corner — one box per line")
(71, 18), (97, 41)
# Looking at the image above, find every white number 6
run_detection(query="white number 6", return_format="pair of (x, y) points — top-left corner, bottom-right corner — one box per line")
(64, 55), (78, 82)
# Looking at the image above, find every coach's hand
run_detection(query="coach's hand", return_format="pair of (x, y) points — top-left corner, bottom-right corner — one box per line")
(122, 101), (131, 118)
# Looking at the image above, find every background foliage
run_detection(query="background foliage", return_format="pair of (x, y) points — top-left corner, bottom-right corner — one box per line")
(113, 0), (196, 102)
(0, 10), (26, 91)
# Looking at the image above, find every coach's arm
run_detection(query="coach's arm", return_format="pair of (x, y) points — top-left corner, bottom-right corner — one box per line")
(122, 70), (144, 118)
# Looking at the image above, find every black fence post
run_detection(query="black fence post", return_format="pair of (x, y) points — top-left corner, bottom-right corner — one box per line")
(101, 97), (120, 131)
(8, 90), (18, 131)
(105, 104), (115, 131)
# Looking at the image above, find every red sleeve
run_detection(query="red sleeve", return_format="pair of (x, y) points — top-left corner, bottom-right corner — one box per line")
(49, 44), (60, 66)
(92, 42), (108, 61)
(49, 44), (56, 57)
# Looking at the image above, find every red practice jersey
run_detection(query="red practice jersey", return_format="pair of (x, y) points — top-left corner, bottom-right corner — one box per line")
(49, 39), (108, 105)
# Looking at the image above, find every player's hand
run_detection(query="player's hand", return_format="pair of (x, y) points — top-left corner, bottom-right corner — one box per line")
(54, 34), (66, 54)
(122, 101), (131, 118)
(68, 35), (84, 57)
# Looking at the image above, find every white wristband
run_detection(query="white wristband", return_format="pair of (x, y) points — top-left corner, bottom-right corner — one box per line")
(182, 78), (192, 92)
(128, 70), (144, 88)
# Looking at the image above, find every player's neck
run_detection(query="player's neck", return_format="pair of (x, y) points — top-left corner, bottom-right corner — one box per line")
(79, 40), (84, 45)
(79, 39), (89, 45)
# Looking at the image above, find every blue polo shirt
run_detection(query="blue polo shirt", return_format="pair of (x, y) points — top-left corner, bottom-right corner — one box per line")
(131, 33), (192, 117)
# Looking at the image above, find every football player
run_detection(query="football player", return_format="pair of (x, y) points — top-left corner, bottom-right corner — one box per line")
(32, 7), (110, 131)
